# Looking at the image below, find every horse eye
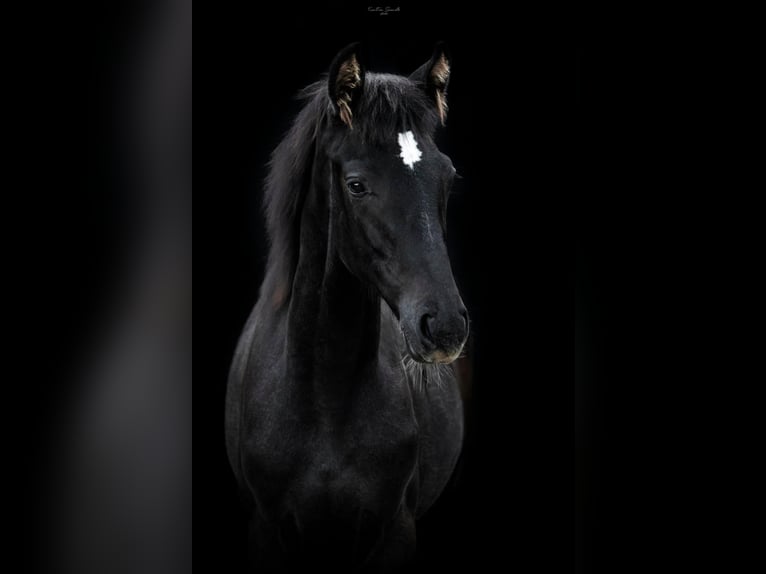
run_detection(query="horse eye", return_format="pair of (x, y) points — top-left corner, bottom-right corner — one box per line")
(346, 180), (367, 196)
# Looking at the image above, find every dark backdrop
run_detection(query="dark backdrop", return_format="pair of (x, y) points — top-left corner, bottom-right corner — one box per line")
(8, 2), (750, 573)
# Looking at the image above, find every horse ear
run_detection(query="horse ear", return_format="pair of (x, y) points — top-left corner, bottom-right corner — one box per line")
(409, 42), (451, 125)
(328, 43), (365, 129)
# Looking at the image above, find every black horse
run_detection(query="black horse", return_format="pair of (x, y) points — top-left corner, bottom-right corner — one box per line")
(225, 43), (469, 572)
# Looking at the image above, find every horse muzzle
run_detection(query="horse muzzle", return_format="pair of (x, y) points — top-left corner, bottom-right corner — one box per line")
(401, 301), (469, 364)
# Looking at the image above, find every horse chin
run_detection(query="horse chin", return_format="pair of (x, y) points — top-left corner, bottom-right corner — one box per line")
(405, 348), (460, 366)
(428, 348), (462, 365)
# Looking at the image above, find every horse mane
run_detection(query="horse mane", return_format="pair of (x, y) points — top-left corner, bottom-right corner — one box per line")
(260, 72), (440, 309)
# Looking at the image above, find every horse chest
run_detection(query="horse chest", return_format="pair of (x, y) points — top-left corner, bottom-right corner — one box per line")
(244, 381), (419, 521)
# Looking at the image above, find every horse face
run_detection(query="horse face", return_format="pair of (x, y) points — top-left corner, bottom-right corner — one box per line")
(325, 45), (468, 364)
(331, 133), (467, 364)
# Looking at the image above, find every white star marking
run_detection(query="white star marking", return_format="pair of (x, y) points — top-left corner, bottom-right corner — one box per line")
(397, 130), (422, 169)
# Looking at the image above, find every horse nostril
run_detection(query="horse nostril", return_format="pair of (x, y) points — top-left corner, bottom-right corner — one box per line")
(460, 308), (469, 331)
(420, 314), (435, 344)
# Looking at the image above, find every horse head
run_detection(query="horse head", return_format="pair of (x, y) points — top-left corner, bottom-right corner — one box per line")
(321, 43), (469, 364)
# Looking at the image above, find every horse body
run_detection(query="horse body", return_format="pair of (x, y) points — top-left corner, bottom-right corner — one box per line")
(226, 44), (467, 571)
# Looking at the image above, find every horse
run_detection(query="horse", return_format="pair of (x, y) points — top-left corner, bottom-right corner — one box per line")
(225, 42), (469, 572)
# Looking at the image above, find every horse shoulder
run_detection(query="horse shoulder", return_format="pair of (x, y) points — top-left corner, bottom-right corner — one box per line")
(225, 302), (287, 496)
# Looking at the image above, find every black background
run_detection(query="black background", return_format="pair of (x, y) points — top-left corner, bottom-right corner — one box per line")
(10, 2), (748, 573)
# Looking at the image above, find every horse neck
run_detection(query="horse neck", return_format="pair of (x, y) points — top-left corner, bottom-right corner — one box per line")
(285, 157), (381, 403)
